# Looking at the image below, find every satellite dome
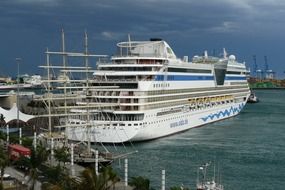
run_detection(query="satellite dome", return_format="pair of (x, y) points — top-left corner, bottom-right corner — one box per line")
(229, 55), (236, 61)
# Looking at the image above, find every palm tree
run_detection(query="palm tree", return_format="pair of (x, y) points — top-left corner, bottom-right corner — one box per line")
(54, 146), (70, 167)
(30, 145), (50, 189)
(129, 176), (150, 190)
(78, 168), (104, 190)
(0, 114), (5, 128)
(17, 144), (50, 190)
(0, 131), (5, 141)
(42, 165), (119, 190)
(103, 166), (120, 190)
(170, 186), (190, 190)
(78, 166), (120, 190)
(41, 165), (78, 190)
(0, 147), (9, 190)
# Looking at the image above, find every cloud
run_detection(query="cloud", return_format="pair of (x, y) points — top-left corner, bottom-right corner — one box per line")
(209, 21), (240, 33)
(10, 0), (59, 5)
(101, 31), (123, 40)
(0, 0), (285, 77)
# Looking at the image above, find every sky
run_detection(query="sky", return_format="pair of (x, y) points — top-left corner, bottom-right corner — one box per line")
(1, 0), (285, 78)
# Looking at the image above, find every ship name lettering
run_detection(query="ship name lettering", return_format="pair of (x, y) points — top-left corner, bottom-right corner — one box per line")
(170, 119), (188, 128)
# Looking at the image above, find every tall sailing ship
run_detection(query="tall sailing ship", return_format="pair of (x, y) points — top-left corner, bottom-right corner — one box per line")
(65, 38), (250, 143)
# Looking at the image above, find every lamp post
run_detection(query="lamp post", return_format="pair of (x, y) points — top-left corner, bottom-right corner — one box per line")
(16, 57), (22, 144)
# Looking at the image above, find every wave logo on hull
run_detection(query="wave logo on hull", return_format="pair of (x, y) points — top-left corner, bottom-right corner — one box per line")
(200, 103), (244, 122)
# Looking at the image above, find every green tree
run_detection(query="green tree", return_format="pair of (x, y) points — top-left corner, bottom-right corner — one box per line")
(17, 145), (50, 190)
(9, 133), (19, 144)
(78, 166), (120, 190)
(129, 176), (150, 190)
(54, 146), (70, 167)
(0, 131), (5, 141)
(0, 114), (5, 128)
(170, 186), (190, 190)
(79, 167), (104, 190)
(103, 166), (120, 190)
(0, 147), (9, 190)
(22, 137), (33, 147)
(41, 165), (78, 190)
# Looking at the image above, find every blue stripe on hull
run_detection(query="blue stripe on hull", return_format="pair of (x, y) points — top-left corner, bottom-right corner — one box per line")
(155, 75), (214, 81)
(225, 76), (246, 80)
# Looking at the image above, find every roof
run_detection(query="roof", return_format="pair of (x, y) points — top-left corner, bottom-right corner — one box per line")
(8, 144), (31, 152)
(0, 103), (35, 123)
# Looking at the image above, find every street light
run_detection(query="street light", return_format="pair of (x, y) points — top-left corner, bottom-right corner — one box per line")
(16, 57), (22, 144)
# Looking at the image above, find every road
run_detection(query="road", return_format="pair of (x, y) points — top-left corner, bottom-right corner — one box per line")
(5, 166), (41, 190)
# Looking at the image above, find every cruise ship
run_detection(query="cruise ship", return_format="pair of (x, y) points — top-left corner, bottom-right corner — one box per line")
(65, 38), (250, 143)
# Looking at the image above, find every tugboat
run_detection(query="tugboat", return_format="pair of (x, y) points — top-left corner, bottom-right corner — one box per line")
(247, 92), (259, 103)
(196, 162), (224, 190)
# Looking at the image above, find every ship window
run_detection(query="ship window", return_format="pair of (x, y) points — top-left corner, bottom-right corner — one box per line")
(227, 71), (241, 75)
(101, 67), (152, 71)
(168, 68), (211, 73)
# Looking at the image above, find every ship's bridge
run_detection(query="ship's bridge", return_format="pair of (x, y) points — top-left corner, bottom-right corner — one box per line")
(115, 39), (176, 59)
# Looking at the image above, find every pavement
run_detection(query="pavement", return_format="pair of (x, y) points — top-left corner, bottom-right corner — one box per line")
(5, 166), (41, 190)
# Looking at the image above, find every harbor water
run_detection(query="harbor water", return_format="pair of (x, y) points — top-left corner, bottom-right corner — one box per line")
(111, 90), (285, 190)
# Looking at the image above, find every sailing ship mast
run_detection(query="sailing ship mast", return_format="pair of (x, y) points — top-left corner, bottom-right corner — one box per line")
(37, 30), (138, 164)
(39, 30), (107, 154)
(84, 30), (92, 155)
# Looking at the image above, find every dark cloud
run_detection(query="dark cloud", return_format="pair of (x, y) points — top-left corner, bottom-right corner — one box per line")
(1, 0), (285, 77)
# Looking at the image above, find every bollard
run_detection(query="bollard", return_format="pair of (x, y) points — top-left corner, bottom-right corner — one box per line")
(125, 158), (128, 187)
(95, 150), (99, 175)
(162, 169), (165, 190)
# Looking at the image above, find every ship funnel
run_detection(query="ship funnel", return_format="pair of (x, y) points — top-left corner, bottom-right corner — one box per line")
(214, 60), (228, 86)
(150, 38), (162, 41)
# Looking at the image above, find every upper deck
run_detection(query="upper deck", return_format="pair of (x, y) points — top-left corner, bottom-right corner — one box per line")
(113, 39), (177, 60)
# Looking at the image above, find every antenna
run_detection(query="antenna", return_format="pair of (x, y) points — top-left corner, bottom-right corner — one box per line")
(61, 28), (66, 67)
(128, 34), (131, 56)
(204, 50), (208, 58)
(223, 48), (227, 59)
(128, 33), (131, 43)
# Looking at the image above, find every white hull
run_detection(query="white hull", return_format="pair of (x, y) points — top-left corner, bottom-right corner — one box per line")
(0, 83), (33, 90)
(62, 39), (250, 143)
(66, 101), (246, 143)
